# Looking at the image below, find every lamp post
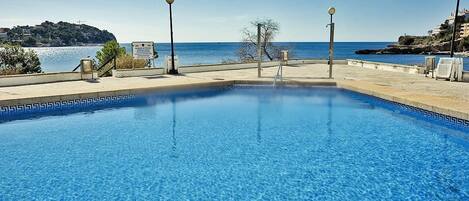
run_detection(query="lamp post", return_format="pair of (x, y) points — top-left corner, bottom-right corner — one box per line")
(328, 7), (336, 79)
(450, 0), (460, 58)
(257, 23), (263, 78)
(166, 0), (178, 74)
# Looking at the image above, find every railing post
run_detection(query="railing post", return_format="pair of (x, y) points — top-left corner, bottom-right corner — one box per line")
(257, 23), (262, 78)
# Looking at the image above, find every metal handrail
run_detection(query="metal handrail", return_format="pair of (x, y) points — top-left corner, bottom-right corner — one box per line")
(96, 55), (117, 72)
(96, 55), (117, 77)
(273, 62), (283, 87)
(72, 63), (81, 72)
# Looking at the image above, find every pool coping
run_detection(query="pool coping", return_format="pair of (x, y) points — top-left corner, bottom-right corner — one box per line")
(0, 79), (468, 122)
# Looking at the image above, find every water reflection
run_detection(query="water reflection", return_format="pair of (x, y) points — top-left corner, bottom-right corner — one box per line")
(170, 98), (178, 158)
(257, 97), (263, 145)
(134, 106), (157, 121)
(327, 96), (333, 136)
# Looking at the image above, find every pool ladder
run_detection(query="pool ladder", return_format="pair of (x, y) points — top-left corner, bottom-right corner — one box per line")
(273, 62), (283, 87)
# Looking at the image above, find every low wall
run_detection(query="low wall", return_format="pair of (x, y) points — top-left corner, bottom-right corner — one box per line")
(179, 59), (347, 74)
(347, 59), (422, 74)
(0, 72), (97, 87)
(111, 59), (346, 77)
(112, 68), (165, 78)
(178, 61), (278, 73)
(463, 71), (469, 82)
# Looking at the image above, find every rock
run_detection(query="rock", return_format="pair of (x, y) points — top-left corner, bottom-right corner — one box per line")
(354, 49), (380, 54)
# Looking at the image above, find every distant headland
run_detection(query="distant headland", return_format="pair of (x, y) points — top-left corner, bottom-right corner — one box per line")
(0, 21), (116, 47)
(357, 9), (469, 56)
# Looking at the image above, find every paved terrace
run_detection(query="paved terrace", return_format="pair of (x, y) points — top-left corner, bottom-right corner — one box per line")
(0, 63), (468, 120)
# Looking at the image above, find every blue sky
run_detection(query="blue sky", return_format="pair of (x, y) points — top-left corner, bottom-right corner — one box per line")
(0, 0), (468, 42)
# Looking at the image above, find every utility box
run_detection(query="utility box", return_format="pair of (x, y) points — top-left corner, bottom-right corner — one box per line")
(425, 56), (436, 78)
(281, 50), (289, 61)
(80, 58), (95, 80)
(165, 56), (179, 74)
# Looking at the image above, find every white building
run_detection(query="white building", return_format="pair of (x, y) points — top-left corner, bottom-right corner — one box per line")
(461, 23), (469, 38)
(430, 26), (443, 36)
(463, 9), (469, 21)
(448, 9), (469, 24)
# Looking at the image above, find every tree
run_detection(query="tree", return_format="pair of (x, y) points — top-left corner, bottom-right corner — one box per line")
(238, 18), (288, 62)
(0, 45), (41, 75)
(22, 37), (37, 47)
(96, 40), (126, 65)
(459, 36), (469, 52)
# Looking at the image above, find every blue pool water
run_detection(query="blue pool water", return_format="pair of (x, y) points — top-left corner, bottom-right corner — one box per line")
(30, 42), (469, 72)
(0, 86), (468, 200)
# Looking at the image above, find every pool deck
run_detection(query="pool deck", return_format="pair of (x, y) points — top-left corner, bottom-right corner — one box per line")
(0, 63), (468, 121)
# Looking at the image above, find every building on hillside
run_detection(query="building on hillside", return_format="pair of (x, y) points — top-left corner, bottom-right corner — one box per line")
(461, 23), (469, 38)
(429, 26), (443, 36)
(448, 15), (456, 25)
(463, 9), (469, 21)
(448, 9), (469, 24)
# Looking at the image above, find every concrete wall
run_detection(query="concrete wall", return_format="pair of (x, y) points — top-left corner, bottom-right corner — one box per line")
(112, 68), (165, 78)
(0, 72), (97, 87)
(463, 71), (469, 82)
(179, 59), (347, 73)
(111, 59), (347, 77)
(347, 59), (422, 74)
(178, 61), (278, 73)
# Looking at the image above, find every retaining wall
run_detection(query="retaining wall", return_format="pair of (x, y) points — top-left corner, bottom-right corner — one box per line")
(347, 59), (422, 74)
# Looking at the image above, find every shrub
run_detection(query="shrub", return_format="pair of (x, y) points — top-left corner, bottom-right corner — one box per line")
(116, 54), (147, 69)
(96, 40), (126, 65)
(0, 45), (41, 75)
(460, 37), (469, 51)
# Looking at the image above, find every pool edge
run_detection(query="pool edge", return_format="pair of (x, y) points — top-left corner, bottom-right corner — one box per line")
(1, 79), (468, 123)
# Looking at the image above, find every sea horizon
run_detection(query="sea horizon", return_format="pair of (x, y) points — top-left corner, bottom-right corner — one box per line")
(29, 42), (468, 72)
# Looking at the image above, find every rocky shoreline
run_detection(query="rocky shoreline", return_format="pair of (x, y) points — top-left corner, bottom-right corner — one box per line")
(356, 34), (469, 56)
(355, 42), (458, 55)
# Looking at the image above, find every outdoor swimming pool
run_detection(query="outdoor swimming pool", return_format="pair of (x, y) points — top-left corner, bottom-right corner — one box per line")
(0, 86), (467, 200)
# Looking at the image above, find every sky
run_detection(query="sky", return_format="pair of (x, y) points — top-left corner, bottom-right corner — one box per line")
(0, 0), (468, 43)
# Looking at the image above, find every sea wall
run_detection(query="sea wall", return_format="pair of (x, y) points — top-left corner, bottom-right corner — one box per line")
(0, 72), (97, 87)
(112, 68), (165, 78)
(463, 71), (469, 82)
(347, 59), (422, 74)
(111, 59), (348, 78)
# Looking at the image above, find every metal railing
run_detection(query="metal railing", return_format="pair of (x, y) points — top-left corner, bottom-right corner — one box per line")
(72, 63), (81, 72)
(96, 55), (117, 77)
(273, 62), (284, 87)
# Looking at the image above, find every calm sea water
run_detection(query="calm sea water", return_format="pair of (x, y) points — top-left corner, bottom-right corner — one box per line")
(28, 42), (469, 72)
(0, 86), (467, 200)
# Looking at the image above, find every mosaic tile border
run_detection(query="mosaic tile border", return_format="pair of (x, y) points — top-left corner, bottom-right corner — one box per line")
(0, 84), (468, 131)
(0, 94), (136, 117)
(234, 84), (469, 130)
(340, 88), (469, 131)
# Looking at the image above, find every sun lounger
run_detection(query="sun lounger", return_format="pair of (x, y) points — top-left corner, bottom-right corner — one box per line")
(435, 58), (455, 80)
(454, 58), (464, 82)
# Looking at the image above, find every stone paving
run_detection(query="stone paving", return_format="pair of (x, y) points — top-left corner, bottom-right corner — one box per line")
(0, 63), (468, 120)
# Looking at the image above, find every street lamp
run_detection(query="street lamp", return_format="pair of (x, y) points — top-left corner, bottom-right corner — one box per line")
(327, 7), (336, 79)
(166, 0), (178, 74)
(450, 0), (460, 58)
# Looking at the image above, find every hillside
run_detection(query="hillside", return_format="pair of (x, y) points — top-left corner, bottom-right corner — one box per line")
(356, 15), (469, 55)
(1, 21), (116, 47)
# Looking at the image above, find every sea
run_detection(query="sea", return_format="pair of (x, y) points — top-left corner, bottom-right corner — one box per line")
(27, 42), (469, 72)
